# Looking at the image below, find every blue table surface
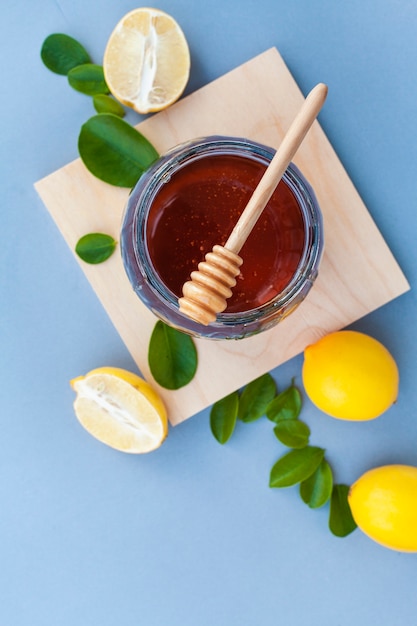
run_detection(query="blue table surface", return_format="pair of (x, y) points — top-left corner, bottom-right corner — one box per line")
(2, 1), (417, 624)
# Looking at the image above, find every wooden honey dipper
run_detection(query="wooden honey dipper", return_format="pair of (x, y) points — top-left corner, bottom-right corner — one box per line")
(178, 82), (328, 325)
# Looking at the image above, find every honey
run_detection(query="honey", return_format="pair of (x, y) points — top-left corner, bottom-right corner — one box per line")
(146, 154), (305, 313)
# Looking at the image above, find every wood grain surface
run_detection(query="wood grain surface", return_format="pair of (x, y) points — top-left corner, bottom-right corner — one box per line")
(34, 48), (410, 425)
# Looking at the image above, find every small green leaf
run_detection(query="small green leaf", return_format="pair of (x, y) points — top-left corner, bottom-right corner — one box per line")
(68, 63), (109, 95)
(273, 419), (310, 448)
(266, 383), (302, 423)
(93, 94), (125, 117)
(329, 484), (357, 537)
(300, 459), (333, 508)
(148, 321), (197, 390)
(78, 114), (159, 187)
(269, 446), (325, 488)
(75, 233), (117, 264)
(41, 33), (90, 75)
(210, 392), (239, 444)
(238, 373), (277, 422)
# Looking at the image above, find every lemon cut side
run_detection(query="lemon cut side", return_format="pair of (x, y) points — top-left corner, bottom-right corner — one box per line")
(71, 367), (168, 453)
(103, 7), (190, 114)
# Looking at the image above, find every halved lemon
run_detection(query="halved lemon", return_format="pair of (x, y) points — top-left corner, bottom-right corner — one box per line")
(71, 366), (168, 453)
(103, 7), (190, 114)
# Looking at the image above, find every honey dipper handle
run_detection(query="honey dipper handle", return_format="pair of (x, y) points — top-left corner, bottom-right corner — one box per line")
(225, 83), (328, 254)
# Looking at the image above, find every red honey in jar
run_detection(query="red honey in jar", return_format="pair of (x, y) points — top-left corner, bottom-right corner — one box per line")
(121, 136), (323, 340)
(146, 153), (305, 313)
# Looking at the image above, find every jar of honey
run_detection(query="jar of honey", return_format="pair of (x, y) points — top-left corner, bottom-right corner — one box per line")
(120, 136), (323, 340)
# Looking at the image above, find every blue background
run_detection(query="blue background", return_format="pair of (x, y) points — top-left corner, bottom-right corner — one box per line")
(2, 1), (417, 624)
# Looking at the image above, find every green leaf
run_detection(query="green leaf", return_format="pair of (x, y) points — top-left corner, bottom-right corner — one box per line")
(300, 459), (333, 508)
(273, 419), (310, 448)
(148, 321), (197, 390)
(238, 373), (277, 422)
(78, 114), (159, 187)
(210, 392), (239, 444)
(68, 63), (109, 95)
(75, 233), (117, 264)
(93, 94), (125, 117)
(329, 484), (357, 537)
(41, 33), (90, 75)
(269, 446), (325, 488)
(266, 383), (302, 423)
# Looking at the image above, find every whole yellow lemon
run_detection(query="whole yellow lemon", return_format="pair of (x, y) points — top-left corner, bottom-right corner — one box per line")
(348, 465), (417, 552)
(302, 330), (399, 420)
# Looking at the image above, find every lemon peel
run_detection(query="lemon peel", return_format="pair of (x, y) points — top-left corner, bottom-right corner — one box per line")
(348, 465), (417, 552)
(302, 330), (399, 420)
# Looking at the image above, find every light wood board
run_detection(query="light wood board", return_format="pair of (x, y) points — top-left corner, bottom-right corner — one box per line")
(35, 47), (410, 425)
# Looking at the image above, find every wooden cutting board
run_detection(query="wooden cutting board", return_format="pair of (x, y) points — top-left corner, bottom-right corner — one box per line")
(35, 47), (409, 425)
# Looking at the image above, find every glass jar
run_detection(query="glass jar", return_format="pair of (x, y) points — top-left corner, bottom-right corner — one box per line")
(120, 135), (323, 340)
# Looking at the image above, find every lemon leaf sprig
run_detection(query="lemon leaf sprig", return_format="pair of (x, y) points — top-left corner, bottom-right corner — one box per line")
(40, 32), (159, 263)
(210, 376), (357, 538)
(267, 390), (356, 536)
(40, 33), (159, 189)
